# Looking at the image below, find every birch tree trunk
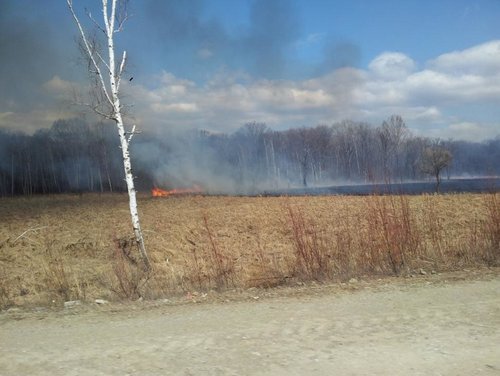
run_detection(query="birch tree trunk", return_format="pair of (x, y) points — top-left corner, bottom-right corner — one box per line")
(67, 0), (151, 270)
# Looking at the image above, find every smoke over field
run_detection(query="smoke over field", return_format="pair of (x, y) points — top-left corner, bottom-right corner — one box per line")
(0, 116), (499, 196)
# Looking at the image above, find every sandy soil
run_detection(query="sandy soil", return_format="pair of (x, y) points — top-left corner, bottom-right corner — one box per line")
(1, 272), (499, 376)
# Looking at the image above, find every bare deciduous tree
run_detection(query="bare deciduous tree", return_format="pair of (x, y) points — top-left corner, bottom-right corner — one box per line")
(67, 0), (151, 269)
(420, 144), (453, 193)
(378, 115), (409, 182)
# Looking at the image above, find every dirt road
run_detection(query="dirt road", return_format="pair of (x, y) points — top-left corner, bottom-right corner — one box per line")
(1, 273), (499, 375)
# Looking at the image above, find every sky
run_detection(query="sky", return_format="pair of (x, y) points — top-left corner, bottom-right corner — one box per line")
(1, 0), (500, 141)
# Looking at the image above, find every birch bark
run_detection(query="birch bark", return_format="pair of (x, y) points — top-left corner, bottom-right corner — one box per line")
(67, 0), (151, 270)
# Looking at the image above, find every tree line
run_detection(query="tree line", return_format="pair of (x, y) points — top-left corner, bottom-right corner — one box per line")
(0, 118), (124, 195)
(0, 115), (499, 196)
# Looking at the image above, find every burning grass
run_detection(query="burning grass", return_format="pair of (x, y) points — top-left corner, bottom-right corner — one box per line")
(0, 193), (498, 308)
(151, 185), (203, 197)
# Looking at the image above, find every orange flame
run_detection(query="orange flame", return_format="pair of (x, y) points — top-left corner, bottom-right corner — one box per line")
(152, 185), (203, 197)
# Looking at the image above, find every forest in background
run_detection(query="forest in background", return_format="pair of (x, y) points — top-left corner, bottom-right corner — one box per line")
(0, 115), (499, 196)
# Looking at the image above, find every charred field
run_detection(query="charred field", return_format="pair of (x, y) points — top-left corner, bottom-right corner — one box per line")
(0, 192), (499, 309)
(263, 177), (500, 196)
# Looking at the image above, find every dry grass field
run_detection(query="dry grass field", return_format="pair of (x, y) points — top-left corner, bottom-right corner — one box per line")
(0, 192), (498, 308)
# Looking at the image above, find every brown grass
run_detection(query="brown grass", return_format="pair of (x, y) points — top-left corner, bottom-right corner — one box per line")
(0, 192), (498, 308)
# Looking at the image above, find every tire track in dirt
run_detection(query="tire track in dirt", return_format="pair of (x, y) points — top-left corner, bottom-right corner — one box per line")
(1, 277), (499, 375)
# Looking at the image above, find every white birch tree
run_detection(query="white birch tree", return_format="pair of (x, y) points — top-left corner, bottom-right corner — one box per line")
(67, 0), (151, 270)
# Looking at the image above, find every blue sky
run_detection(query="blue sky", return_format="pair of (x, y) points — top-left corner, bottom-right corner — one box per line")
(1, 0), (500, 141)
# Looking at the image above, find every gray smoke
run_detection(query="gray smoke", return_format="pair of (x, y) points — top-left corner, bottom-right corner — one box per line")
(139, 0), (300, 80)
(0, 0), (73, 110)
(316, 41), (361, 75)
(132, 129), (253, 194)
(244, 0), (301, 78)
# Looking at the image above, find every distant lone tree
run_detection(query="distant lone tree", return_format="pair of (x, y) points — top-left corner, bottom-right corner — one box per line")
(420, 144), (453, 193)
(67, 0), (150, 269)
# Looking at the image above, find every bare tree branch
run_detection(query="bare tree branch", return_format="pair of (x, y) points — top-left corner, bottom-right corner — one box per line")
(115, 1), (130, 33)
(67, 0), (114, 110)
(116, 51), (127, 92)
(95, 50), (112, 73)
(85, 8), (106, 34)
(102, 0), (116, 38)
(126, 124), (140, 143)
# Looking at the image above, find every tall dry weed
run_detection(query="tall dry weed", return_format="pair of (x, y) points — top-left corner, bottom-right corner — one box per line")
(483, 193), (500, 265)
(42, 239), (84, 302)
(0, 265), (12, 308)
(421, 194), (446, 262)
(107, 236), (150, 299)
(180, 213), (236, 291)
(286, 204), (332, 281)
(245, 231), (289, 288)
(202, 213), (236, 288)
(0, 237), (13, 308)
(329, 201), (356, 278)
(363, 195), (421, 275)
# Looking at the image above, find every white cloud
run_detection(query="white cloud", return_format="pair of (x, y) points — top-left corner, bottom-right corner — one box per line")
(0, 111), (14, 122)
(353, 41), (500, 139)
(158, 71), (195, 89)
(197, 48), (214, 60)
(43, 76), (74, 95)
(295, 32), (325, 48)
(247, 81), (332, 110)
(0, 108), (78, 134)
(125, 70), (364, 132)
(4, 40), (500, 141)
(368, 52), (416, 80)
(0, 76), (83, 133)
(123, 38), (500, 140)
(429, 40), (500, 75)
(151, 102), (199, 113)
(405, 70), (500, 103)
